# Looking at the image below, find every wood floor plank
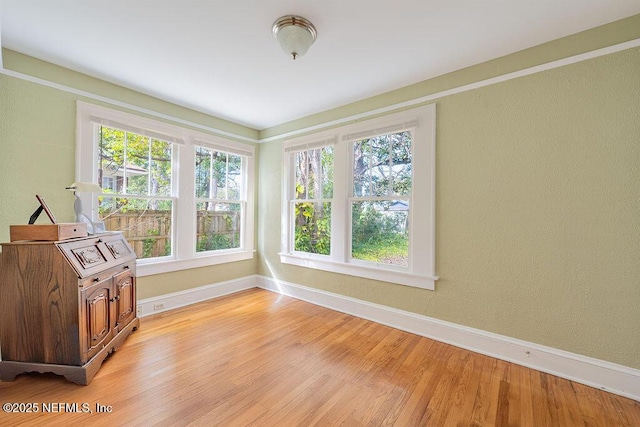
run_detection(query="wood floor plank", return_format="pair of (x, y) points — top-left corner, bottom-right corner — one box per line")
(516, 363), (535, 427)
(442, 351), (484, 427)
(0, 288), (638, 426)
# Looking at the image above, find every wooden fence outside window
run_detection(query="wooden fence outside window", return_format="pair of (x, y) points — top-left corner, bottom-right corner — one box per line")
(103, 210), (240, 259)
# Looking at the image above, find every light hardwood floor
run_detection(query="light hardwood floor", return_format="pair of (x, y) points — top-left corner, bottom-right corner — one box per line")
(0, 288), (638, 426)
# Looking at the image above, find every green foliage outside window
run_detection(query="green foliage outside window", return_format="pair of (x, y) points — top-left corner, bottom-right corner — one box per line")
(293, 146), (333, 255)
(294, 200), (331, 255)
(351, 201), (408, 266)
(142, 229), (171, 259)
(197, 232), (240, 252)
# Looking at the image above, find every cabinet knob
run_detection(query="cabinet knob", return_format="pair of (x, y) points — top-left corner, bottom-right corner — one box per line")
(96, 239), (103, 243)
(93, 277), (100, 283)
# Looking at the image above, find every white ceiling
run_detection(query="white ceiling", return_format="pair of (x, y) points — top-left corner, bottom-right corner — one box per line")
(1, 1), (639, 130)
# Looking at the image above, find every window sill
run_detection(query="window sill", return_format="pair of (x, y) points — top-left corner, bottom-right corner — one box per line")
(137, 250), (255, 277)
(279, 252), (436, 290)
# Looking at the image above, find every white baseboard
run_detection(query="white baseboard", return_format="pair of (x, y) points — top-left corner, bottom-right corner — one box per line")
(136, 274), (639, 401)
(136, 275), (259, 317)
(256, 275), (640, 402)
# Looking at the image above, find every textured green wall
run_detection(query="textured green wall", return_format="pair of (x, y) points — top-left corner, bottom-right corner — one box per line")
(0, 62), (259, 300)
(258, 47), (640, 369)
(0, 74), (77, 232)
(136, 260), (257, 300)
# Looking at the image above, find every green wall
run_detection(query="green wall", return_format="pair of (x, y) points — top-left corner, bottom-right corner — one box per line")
(0, 53), (259, 300)
(0, 73), (77, 232)
(258, 45), (640, 369)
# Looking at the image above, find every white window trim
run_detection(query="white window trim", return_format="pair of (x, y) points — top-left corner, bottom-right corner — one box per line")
(280, 104), (437, 290)
(76, 101), (255, 277)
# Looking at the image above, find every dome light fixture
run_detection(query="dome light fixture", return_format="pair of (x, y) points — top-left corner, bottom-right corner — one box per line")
(272, 15), (317, 60)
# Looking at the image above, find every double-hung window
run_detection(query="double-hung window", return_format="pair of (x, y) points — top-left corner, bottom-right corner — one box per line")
(97, 125), (175, 260)
(76, 101), (255, 276)
(281, 104), (437, 289)
(194, 145), (247, 253)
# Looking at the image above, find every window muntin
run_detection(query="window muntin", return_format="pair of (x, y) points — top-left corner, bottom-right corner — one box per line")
(290, 146), (333, 255)
(97, 125), (174, 260)
(195, 146), (246, 253)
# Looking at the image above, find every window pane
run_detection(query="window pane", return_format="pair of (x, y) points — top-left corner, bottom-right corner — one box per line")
(353, 131), (412, 197)
(353, 139), (371, 197)
(126, 174), (147, 196)
(196, 202), (242, 252)
(294, 147), (333, 200)
(307, 149), (320, 199)
(226, 154), (242, 200)
(195, 147), (242, 201)
(125, 132), (149, 196)
(195, 146), (212, 199)
(98, 126), (172, 197)
(212, 152), (229, 199)
(391, 131), (412, 196)
(150, 139), (173, 196)
(99, 127), (125, 194)
(295, 151), (308, 200)
(322, 146), (334, 198)
(294, 202), (331, 255)
(98, 196), (172, 259)
(351, 200), (408, 267)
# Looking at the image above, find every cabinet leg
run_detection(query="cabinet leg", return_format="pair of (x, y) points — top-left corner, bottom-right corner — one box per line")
(0, 361), (89, 385)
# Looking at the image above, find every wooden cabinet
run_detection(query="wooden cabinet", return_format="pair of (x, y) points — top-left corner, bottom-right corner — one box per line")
(0, 233), (139, 385)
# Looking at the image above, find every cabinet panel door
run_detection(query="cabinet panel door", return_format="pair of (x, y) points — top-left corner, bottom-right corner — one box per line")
(81, 280), (114, 363)
(114, 269), (136, 331)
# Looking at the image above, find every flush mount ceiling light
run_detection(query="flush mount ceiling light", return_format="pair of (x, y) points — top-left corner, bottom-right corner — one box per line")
(272, 15), (317, 60)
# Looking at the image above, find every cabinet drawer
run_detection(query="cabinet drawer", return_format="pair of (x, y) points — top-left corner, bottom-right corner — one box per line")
(57, 234), (135, 278)
(58, 238), (112, 277)
(72, 244), (107, 269)
(104, 237), (132, 260)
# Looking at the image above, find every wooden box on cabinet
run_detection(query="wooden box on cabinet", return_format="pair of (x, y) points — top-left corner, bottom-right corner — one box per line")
(0, 232), (139, 385)
(9, 222), (87, 242)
